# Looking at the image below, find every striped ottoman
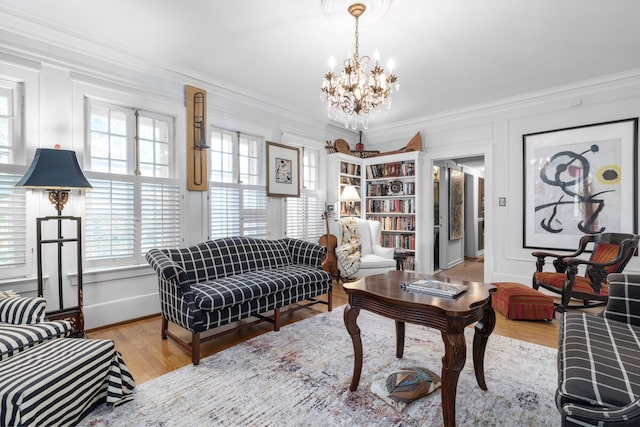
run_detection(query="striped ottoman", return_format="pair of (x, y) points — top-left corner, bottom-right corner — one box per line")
(492, 282), (555, 320)
(0, 338), (135, 426)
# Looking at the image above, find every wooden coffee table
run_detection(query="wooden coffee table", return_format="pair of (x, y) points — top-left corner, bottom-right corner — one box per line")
(343, 270), (496, 427)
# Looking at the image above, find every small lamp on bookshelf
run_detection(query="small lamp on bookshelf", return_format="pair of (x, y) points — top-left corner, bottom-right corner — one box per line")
(340, 185), (361, 217)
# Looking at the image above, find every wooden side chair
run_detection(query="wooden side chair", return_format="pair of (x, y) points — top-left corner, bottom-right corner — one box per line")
(532, 233), (639, 312)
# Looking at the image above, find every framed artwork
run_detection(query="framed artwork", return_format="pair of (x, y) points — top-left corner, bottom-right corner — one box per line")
(449, 168), (464, 240)
(266, 141), (300, 197)
(523, 118), (638, 250)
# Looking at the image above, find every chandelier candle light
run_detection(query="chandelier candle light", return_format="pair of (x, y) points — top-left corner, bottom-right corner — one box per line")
(321, 2), (399, 130)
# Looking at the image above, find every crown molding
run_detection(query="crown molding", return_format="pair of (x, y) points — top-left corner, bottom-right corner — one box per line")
(0, 7), (333, 135)
(366, 68), (640, 142)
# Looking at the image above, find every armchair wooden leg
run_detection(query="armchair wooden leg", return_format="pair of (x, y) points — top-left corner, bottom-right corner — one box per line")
(557, 290), (572, 313)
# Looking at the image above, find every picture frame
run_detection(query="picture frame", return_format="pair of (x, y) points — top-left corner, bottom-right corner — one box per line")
(449, 168), (464, 240)
(523, 118), (638, 250)
(266, 141), (300, 197)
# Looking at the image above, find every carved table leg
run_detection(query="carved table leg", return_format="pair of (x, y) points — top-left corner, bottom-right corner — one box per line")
(395, 320), (405, 359)
(344, 303), (362, 391)
(441, 330), (466, 427)
(473, 302), (496, 390)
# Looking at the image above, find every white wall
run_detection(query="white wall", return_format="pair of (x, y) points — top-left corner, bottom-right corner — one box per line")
(364, 70), (640, 284)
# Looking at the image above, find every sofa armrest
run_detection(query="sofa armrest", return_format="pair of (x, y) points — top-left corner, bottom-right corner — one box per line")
(286, 238), (327, 269)
(0, 296), (47, 325)
(372, 245), (395, 259)
(145, 249), (187, 283)
(601, 273), (640, 326)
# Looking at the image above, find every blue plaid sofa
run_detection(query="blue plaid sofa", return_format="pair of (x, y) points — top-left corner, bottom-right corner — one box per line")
(146, 236), (333, 364)
(557, 273), (640, 426)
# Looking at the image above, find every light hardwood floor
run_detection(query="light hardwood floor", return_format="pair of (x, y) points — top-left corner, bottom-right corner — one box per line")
(87, 258), (564, 385)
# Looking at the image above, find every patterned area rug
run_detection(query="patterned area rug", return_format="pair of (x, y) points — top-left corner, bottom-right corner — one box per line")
(82, 307), (559, 426)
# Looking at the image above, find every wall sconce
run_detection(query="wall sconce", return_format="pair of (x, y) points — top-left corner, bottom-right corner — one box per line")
(193, 91), (210, 186)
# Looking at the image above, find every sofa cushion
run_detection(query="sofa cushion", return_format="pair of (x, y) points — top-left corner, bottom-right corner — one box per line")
(360, 254), (396, 270)
(0, 297), (47, 325)
(558, 313), (640, 410)
(0, 320), (73, 361)
(165, 236), (292, 283)
(191, 265), (330, 311)
(534, 272), (609, 296)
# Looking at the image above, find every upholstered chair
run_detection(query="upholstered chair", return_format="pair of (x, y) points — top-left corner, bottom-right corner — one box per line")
(336, 217), (396, 279)
(532, 232), (639, 312)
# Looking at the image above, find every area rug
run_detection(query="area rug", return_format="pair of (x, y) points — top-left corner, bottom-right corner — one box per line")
(81, 307), (559, 426)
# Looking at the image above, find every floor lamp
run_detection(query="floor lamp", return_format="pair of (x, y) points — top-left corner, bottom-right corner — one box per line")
(16, 148), (92, 335)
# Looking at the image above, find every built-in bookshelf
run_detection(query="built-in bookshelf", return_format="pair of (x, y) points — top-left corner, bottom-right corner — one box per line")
(338, 157), (361, 216)
(329, 151), (426, 272)
(364, 156), (419, 256)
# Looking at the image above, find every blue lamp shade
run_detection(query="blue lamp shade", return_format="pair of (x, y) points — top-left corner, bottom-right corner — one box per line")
(16, 148), (92, 190)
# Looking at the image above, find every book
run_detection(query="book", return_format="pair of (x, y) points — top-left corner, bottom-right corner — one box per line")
(401, 279), (467, 298)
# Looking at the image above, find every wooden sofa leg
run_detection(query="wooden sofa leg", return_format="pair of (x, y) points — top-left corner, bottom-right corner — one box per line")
(192, 332), (201, 365)
(161, 317), (168, 339)
(328, 290), (333, 312)
(274, 308), (281, 331)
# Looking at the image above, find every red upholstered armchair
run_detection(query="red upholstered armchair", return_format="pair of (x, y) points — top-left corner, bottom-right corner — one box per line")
(532, 233), (639, 313)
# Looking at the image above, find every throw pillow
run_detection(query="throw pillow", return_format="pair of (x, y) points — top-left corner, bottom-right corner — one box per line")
(0, 296), (47, 324)
(0, 290), (19, 300)
(370, 366), (441, 412)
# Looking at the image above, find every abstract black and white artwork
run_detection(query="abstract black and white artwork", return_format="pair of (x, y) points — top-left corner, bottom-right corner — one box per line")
(523, 118), (638, 250)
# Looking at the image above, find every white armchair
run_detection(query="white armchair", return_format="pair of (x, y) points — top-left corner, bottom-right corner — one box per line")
(336, 218), (396, 278)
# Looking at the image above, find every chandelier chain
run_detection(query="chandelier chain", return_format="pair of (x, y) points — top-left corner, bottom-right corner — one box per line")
(354, 14), (359, 58)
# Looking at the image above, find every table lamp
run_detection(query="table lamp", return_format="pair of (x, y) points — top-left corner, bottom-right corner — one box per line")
(340, 185), (361, 217)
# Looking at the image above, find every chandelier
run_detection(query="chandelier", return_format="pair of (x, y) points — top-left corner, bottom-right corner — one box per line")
(321, 3), (399, 130)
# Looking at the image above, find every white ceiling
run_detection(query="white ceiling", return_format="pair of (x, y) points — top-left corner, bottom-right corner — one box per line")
(2, 0), (640, 131)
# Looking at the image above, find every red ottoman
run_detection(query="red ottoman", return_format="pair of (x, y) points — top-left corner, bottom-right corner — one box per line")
(492, 282), (555, 320)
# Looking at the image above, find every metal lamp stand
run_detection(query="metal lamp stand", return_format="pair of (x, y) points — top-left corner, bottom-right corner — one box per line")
(36, 213), (84, 336)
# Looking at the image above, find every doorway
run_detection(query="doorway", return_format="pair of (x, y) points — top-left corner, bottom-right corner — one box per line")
(432, 156), (485, 275)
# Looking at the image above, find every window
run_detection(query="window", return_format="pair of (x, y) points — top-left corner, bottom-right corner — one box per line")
(209, 129), (267, 239)
(285, 148), (325, 241)
(84, 100), (181, 267)
(0, 79), (27, 276)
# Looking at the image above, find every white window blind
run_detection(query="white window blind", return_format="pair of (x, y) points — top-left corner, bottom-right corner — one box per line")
(209, 128), (267, 239)
(0, 173), (27, 268)
(85, 179), (135, 261)
(286, 193), (325, 242)
(140, 181), (181, 255)
(0, 79), (27, 278)
(210, 184), (267, 239)
(285, 148), (325, 242)
(242, 187), (268, 236)
(210, 185), (240, 239)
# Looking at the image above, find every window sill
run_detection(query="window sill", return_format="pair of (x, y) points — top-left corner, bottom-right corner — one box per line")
(69, 264), (154, 286)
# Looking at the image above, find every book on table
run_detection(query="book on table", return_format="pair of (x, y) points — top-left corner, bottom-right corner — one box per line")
(401, 279), (467, 298)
